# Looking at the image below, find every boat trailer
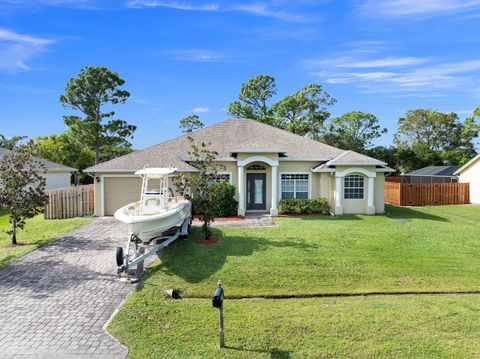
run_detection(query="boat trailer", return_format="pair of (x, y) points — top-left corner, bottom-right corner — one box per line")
(115, 216), (192, 278)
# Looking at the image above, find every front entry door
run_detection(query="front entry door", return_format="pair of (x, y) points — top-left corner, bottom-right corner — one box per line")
(246, 173), (266, 210)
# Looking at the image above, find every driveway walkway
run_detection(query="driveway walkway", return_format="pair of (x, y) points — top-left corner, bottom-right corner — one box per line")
(0, 218), (133, 359)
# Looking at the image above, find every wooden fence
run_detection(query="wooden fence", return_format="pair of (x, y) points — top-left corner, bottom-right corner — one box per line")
(44, 184), (95, 219)
(384, 181), (469, 206)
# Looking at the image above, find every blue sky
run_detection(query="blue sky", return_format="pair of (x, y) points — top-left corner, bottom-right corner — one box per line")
(1, 0), (480, 149)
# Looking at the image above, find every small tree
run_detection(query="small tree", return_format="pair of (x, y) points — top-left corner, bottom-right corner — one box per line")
(180, 115), (204, 133)
(0, 142), (46, 245)
(172, 136), (224, 240)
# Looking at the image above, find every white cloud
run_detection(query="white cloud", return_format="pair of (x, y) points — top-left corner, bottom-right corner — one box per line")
(166, 49), (223, 62)
(191, 106), (210, 113)
(0, 28), (53, 71)
(307, 51), (480, 96)
(125, 0), (309, 21)
(360, 0), (480, 17)
(306, 56), (428, 68)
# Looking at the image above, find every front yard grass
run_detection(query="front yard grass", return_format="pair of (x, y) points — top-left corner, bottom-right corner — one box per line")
(109, 204), (480, 358)
(0, 208), (92, 267)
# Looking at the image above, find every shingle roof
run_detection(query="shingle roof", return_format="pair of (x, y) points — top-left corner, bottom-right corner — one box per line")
(406, 166), (460, 177)
(0, 148), (77, 172)
(86, 118), (385, 172)
(325, 150), (386, 166)
(230, 138), (286, 154)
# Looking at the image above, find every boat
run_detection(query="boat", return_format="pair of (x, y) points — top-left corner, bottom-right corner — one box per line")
(114, 167), (192, 243)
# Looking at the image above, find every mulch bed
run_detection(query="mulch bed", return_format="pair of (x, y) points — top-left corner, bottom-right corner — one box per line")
(194, 235), (220, 245)
(277, 213), (329, 217)
(0, 242), (28, 248)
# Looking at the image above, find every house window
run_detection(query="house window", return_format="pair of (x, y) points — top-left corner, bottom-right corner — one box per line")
(211, 173), (231, 183)
(344, 175), (364, 199)
(281, 174), (309, 199)
(247, 164), (266, 171)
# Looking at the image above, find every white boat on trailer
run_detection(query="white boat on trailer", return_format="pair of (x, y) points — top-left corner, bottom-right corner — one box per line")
(114, 167), (192, 275)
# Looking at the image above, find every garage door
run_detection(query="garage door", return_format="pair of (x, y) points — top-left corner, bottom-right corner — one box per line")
(104, 177), (142, 216)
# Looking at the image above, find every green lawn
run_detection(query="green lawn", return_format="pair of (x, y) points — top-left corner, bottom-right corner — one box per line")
(109, 205), (480, 358)
(0, 208), (92, 267)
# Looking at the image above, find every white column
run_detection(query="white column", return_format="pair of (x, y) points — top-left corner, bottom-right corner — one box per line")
(367, 176), (375, 215)
(237, 165), (245, 216)
(270, 165), (278, 216)
(335, 176), (343, 215)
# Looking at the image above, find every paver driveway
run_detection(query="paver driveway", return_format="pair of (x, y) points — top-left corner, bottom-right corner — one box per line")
(0, 218), (135, 359)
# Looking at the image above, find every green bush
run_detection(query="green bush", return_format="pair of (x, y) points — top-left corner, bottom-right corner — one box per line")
(278, 198), (330, 215)
(192, 182), (238, 218)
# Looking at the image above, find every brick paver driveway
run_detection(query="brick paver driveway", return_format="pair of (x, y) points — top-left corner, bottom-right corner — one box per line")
(0, 218), (135, 359)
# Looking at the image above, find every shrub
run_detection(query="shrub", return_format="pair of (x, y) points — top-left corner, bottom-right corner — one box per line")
(192, 182), (238, 218)
(278, 198), (330, 215)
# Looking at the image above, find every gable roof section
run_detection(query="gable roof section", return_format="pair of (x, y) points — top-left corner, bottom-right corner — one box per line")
(0, 148), (77, 172)
(86, 118), (385, 172)
(325, 150), (386, 166)
(406, 166), (461, 177)
(454, 154), (480, 175)
(230, 138), (287, 154)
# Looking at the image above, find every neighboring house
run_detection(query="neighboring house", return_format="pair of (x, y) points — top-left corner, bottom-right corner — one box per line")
(403, 166), (460, 183)
(0, 148), (76, 190)
(455, 154), (480, 204)
(86, 118), (393, 216)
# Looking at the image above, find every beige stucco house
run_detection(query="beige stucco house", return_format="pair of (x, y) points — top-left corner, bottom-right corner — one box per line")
(455, 154), (480, 204)
(86, 118), (393, 216)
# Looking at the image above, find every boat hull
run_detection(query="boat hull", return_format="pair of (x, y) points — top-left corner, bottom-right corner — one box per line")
(114, 200), (192, 243)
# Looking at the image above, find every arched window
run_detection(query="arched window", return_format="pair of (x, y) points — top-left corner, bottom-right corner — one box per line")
(247, 164), (266, 171)
(344, 175), (364, 199)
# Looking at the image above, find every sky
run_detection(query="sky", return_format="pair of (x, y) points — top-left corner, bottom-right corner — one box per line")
(1, 0), (480, 149)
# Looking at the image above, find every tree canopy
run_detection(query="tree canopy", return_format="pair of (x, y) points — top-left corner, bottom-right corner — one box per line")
(227, 74), (277, 125)
(321, 111), (387, 153)
(394, 109), (478, 171)
(60, 66), (136, 164)
(179, 115), (204, 133)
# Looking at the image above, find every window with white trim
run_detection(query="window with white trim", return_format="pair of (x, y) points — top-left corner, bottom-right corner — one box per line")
(344, 175), (364, 199)
(210, 173), (231, 183)
(281, 174), (309, 199)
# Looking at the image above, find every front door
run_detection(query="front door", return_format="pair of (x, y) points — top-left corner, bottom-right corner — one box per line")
(246, 173), (266, 210)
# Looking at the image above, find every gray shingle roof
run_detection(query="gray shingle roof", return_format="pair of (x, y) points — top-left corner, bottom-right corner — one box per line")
(326, 150), (386, 166)
(406, 166), (461, 177)
(0, 148), (77, 172)
(86, 118), (385, 172)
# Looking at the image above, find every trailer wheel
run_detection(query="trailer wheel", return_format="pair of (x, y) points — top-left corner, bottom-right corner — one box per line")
(115, 246), (124, 267)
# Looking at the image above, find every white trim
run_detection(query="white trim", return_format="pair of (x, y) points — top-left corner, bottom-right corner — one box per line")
(329, 161), (386, 166)
(376, 167), (395, 173)
(87, 168), (199, 174)
(335, 167), (376, 178)
(455, 154), (480, 175)
(100, 174), (139, 217)
(237, 155), (279, 167)
(278, 171), (312, 200)
(343, 174), (365, 200)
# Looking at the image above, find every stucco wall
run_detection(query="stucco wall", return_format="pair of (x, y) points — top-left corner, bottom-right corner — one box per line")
(459, 161), (480, 204)
(45, 172), (72, 190)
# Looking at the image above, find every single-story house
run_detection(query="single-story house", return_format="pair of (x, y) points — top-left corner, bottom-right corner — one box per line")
(0, 147), (76, 190)
(455, 154), (480, 204)
(86, 118), (393, 216)
(403, 166), (460, 183)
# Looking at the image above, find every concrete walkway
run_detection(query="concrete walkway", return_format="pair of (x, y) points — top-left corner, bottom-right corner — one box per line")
(0, 218), (132, 359)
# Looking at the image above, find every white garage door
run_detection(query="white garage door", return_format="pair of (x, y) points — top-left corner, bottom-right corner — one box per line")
(104, 177), (142, 216)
